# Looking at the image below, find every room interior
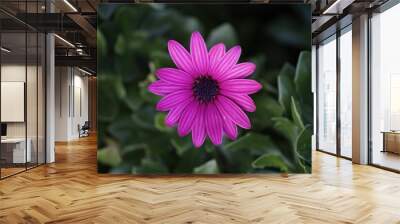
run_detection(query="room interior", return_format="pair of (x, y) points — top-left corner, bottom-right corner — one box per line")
(0, 29), (46, 178)
(54, 66), (91, 142)
(313, 0), (400, 172)
(0, 0), (96, 179)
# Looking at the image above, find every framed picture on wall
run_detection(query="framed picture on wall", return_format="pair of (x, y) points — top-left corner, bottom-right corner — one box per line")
(97, 3), (312, 174)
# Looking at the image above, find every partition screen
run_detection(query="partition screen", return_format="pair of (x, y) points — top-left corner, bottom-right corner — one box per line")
(317, 36), (337, 154)
(370, 3), (400, 171)
(97, 4), (312, 174)
(0, 1), (46, 179)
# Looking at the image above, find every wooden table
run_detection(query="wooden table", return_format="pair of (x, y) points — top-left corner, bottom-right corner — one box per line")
(382, 131), (400, 154)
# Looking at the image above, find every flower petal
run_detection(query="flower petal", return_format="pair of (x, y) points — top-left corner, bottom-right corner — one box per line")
(208, 43), (225, 75)
(156, 68), (193, 84)
(222, 116), (237, 140)
(156, 90), (192, 111)
(191, 104), (206, 147)
(168, 40), (196, 76)
(220, 79), (262, 94)
(205, 103), (223, 145)
(215, 95), (251, 129)
(219, 89), (256, 112)
(220, 62), (256, 81)
(190, 32), (209, 76)
(165, 97), (193, 127)
(178, 101), (199, 136)
(212, 46), (241, 80)
(148, 80), (190, 96)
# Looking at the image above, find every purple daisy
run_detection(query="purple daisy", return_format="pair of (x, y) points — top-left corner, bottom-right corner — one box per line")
(148, 31), (262, 148)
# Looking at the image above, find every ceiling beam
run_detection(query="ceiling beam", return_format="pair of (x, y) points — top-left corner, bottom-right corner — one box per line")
(55, 55), (96, 73)
(66, 13), (96, 46)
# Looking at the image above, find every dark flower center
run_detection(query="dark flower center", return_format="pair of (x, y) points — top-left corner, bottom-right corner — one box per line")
(192, 76), (219, 103)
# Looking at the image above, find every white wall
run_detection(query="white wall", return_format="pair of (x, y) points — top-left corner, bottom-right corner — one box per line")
(55, 67), (89, 141)
(1, 63), (46, 164)
(1, 65), (38, 137)
(55, 66), (69, 141)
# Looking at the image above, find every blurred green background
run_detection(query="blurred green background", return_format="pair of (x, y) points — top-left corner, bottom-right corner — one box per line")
(97, 4), (312, 174)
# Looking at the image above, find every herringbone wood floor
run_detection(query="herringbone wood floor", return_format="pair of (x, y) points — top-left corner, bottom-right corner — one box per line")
(1, 135), (400, 224)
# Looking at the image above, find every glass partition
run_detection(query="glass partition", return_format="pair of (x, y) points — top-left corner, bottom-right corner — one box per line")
(0, 1), (46, 179)
(317, 35), (337, 154)
(370, 3), (400, 171)
(27, 30), (38, 169)
(1, 30), (27, 177)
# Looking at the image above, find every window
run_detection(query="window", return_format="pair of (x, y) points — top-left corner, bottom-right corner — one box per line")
(339, 27), (352, 158)
(370, 2), (400, 171)
(317, 35), (337, 154)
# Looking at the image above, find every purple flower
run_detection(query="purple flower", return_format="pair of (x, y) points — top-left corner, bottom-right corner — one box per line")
(148, 31), (262, 147)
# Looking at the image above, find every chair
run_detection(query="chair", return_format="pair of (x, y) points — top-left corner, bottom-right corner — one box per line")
(78, 121), (90, 138)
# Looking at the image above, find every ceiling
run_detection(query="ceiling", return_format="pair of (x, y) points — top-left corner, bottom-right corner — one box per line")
(1, 0), (391, 73)
(0, 0), (100, 73)
(311, 0), (390, 42)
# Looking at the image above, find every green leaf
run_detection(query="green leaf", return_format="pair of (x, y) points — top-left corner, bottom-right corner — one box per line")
(150, 50), (174, 69)
(271, 117), (301, 145)
(121, 144), (147, 166)
(123, 85), (143, 111)
(296, 125), (312, 164)
(222, 133), (281, 173)
(139, 80), (160, 104)
(131, 107), (157, 131)
(97, 139), (122, 167)
(225, 132), (279, 156)
(114, 5), (150, 33)
(262, 82), (278, 95)
(154, 113), (171, 132)
(114, 35), (126, 55)
(183, 17), (202, 34)
(97, 30), (107, 58)
(134, 158), (169, 174)
(252, 153), (289, 172)
(252, 95), (284, 130)
(294, 51), (312, 107)
(277, 64), (297, 114)
(98, 75), (120, 122)
(256, 95), (283, 117)
(108, 116), (136, 143)
(171, 136), (192, 156)
(217, 147), (254, 173)
(249, 55), (267, 79)
(291, 96), (304, 129)
(194, 160), (219, 174)
(174, 147), (208, 173)
(114, 78), (126, 99)
(279, 63), (295, 79)
(207, 23), (238, 48)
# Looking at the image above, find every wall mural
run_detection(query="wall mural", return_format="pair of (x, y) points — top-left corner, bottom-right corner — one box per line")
(97, 4), (312, 174)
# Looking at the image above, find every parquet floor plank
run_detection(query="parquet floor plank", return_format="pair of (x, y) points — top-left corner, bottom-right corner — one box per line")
(0, 135), (399, 223)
